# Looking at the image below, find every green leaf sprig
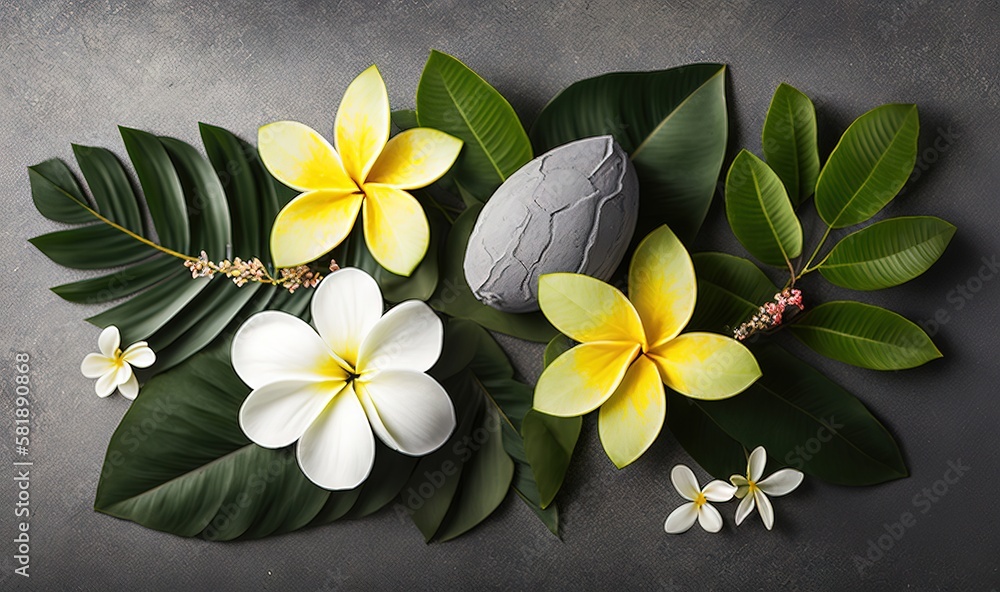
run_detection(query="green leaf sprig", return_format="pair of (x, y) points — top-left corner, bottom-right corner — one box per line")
(722, 84), (953, 370)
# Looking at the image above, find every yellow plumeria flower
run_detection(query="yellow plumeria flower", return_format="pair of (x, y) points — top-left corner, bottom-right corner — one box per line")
(259, 65), (463, 276)
(533, 225), (762, 468)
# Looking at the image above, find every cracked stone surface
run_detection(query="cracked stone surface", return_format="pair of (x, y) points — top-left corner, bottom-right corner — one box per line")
(464, 135), (638, 312)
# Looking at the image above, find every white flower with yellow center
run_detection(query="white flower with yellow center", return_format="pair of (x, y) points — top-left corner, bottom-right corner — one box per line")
(664, 464), (736, 534)
(231, 267), (456, 490)
(80, 325), (156, 400)
(730, 446), (804, 530)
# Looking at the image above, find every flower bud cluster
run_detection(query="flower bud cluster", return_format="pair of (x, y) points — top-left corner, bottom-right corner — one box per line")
(733, 288), (804, 341)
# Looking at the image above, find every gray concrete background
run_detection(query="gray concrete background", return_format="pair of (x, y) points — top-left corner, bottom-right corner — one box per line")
(1, 1), (998, 590)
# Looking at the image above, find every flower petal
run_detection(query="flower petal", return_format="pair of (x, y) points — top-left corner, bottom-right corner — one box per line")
(702, 480), (737, 502)
(748, 446), (767, 482)
(239, 380), (345, 449)
(95, 370), (118, 398)
(697, 503), (724, 533)
(735, 484), (750, 499)
(258, 121), (355, 192)
(735, 492), (756, 526)
(312, 267), (384, 368)
(538, 273), (646, 345)
(758, 468), (804, 497)
(670, 464), (701, 501)
(232, 311), (350, 389)
(121, 342), (155, 368)
(118, 373), (139, 400)
(297, 383), (376, 490)
(367, 128), (463, 189)
(356, 301), (442, 375)
(664, 502), (698, 534)
(355, 370), (455, 455)
(81, 353), (115, 379)
(648, 332), (761, 400)
(112, 361), (133, 388)
(628, 225), (696, 346)
(755, 489), (775, 530)
(336, 65), (390, 183)
(269, 189), (364, 268)
(730, 474), (749, 488)
(98, 325), (120, 357)
(533, 342), (639, 417)
(597, 355), (665, 468)
(361, 184), (430, 276)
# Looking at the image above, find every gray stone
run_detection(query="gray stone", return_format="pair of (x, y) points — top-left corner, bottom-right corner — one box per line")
(463, 135), (639, 312)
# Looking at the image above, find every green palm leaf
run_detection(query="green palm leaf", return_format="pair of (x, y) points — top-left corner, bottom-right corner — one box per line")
(29, 125), (290, 373)
(94, 338), (414, 540)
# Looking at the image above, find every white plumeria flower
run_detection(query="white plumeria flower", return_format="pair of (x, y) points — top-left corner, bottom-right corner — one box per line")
(80, 325), (156, 400)
(664, 464), (736, 534)
(730, 446), (804, 530)
(231, 267), (456, 491)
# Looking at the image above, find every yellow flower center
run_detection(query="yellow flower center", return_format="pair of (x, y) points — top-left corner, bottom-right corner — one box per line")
(694, 492), (707, 507)
(747, 480), (758, 493)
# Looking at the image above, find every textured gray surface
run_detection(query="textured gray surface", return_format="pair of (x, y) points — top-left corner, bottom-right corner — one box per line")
(465, 135), (638, 312)
(1, 1), (998, 590)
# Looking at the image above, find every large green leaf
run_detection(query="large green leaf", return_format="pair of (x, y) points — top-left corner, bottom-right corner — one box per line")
(691, 345), (908, 485)
(762, 83), (820, 208)
(530, 64), (728, 243)
(521, 410), (580, 509)
(815, 104), (919, 228)
(94, 339), (414, 539)
(408, 319), (568, 541)
(666, 391), (747, 480)
(725, 150), (803, 267)
(818, 216), (956, 290)
(430, 205), (557, 343)
(415, 50), (532, 201)
(790, 301), (941, 370)
(688, 252), (778, 333)
(29, 125), (289, 372)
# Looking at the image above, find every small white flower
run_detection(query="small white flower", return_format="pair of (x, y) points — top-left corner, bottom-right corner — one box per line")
(730, 446), (804, 530)
(231, 267), (456, 491)
(664, 464), (736, 534)
(80, 326), (156, 400)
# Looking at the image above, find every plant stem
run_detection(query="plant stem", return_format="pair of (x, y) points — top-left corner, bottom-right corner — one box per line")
(78, 199), (196, 262)
(797, 224), (833, 281)
(425, 194), (457, 224)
